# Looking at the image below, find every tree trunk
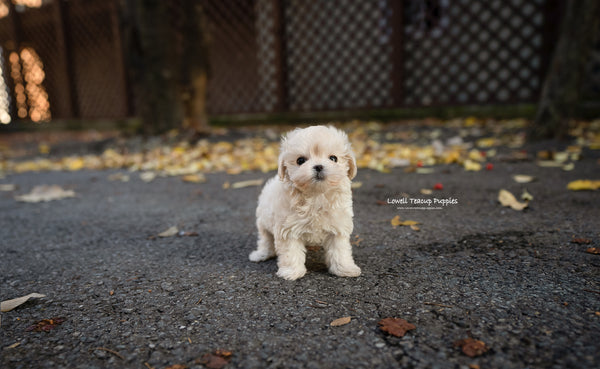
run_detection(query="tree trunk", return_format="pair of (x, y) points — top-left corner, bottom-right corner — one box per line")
(528, 0), (600, 140)
(124, 0), (209, 135)
(180, 0), (210, 134)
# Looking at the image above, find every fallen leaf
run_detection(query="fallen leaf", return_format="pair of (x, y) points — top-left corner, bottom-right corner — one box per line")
(391, 215), (420, 228)
(498, 189), (528, 211)
(513, 174), (535, 183)
(378, 318), (416, 337)
(197, 350), (232, 369)
(108, 173), (130, 182)
(562, 163), (575, 171)
(537, 160), (563, 167)
(26, 317), (66, 332)
(571, 238), (591, 244)
(6, 342), (21, 349)
(140, 172), (157, 182)
(420, 188), (433, 195)
(463, 159), (482, 171)
(330, 316), (352, 327)
(416, 167), (434, 174)
(567, 180), (600, 191)
(521, 189), (534, 201)
(182, 174), (206, 183)
(15, 185), (76, 203)
(453, 338), (489, 357)
(214, 349), (232, 359)
(230, 179), (264, 189)
(164, 365), (187, 369)
(410, 224), (420, 231)
(0, 184), (16, 191)
(351, 181), (363, 189)
(586, 247), (600, 255)
(1, 293), (46, 312)
(157, 226), (179, 238)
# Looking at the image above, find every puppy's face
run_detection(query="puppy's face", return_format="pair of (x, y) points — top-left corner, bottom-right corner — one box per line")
(278, 126), (357, 192)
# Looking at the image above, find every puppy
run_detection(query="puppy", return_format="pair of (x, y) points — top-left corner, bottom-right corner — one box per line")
(249, 125), (361, 280)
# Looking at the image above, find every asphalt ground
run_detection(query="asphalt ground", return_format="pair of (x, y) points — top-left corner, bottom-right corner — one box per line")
(1, 126), (599, 369)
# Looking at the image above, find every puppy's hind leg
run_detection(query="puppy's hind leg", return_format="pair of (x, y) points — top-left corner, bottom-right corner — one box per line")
(249, 227), (276, 262)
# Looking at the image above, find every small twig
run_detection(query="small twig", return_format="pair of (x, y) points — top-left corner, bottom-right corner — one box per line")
(90, 347), (124, 360)
(144, 362), (155, 369)
(315, 299), (329, 305)
(195, 298), (203, 305)
(309, 304), (329, 309)
(583, 289), (600, 295)
(424, 302), (454, 309)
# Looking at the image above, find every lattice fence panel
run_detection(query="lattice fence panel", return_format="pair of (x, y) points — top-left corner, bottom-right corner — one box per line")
(202, 0), (264, 114)
(403, 0), (546, 106)
(68, 0), (127, 119)
(284, 0), (395, 111)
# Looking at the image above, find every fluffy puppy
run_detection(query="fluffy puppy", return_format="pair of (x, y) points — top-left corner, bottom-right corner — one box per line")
(249, 125), (361, 280)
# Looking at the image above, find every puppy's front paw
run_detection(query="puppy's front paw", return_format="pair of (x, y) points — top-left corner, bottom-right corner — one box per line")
(329, 263), (361, 278)
(249, 249), (275, 262)
(276, 265), (307, 280)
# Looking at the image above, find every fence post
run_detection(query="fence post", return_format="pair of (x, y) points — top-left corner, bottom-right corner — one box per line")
(390, 0), (404, 108)
(109, 0), (133, 117)
(272, 0), (289, 113)
(53, 0), (79, 119)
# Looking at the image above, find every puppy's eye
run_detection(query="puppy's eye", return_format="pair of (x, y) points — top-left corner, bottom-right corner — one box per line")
(329, 155), (338, 163)
(296, 157), (307, 166)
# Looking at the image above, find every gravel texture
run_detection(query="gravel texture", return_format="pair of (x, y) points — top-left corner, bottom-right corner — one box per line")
(1, 134), (599, 369)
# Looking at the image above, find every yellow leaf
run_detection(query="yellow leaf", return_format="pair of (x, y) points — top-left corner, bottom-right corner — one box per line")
(231, 179), (264, 189)
(513, 175), (534, 183)
(65, 157), (84, 171)
(567, 180), (600, 191)
(182, 174), (206, 183)
(498, 189), (528, 211)
(391, 215), (419, 228)
(521, 189), (533, 201)
(330, 316), (352, 327)
(391, 215), (402, 228)
(399, 220), (419, 226)
(38, 143), (50, 155)
(157, 226), (179, 238)
(464, 160), (481, 171)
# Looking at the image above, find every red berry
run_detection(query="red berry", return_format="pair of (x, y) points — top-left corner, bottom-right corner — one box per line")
(486, 163), (494, 170)
(433, 183), (443, 190)
(417, 161), (423, 167)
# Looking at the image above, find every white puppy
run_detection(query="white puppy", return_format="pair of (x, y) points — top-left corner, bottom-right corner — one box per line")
(249, 125), (361, 280)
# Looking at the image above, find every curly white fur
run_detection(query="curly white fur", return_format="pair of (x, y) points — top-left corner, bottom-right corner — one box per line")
(249, 125), (361, 280)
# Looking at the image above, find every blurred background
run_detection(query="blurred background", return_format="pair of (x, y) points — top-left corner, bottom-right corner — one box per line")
(0, 0), (598, 136)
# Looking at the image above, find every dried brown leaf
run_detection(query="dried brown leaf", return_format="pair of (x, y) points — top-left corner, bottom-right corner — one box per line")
(586, 247), (600, 255)
(378, 318), (416, 337)
(453, 338), (489, 357)
(571, 238), (591, 244)
(26, 317), (66, 332)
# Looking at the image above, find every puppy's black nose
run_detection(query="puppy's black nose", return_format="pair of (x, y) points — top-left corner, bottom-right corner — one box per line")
(313, 165), (323, 172)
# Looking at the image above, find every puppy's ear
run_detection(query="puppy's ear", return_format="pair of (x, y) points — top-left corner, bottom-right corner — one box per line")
(278, 153), (287, 181)
(346, 151), (357, 180)
(278, 159), (287, 181)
